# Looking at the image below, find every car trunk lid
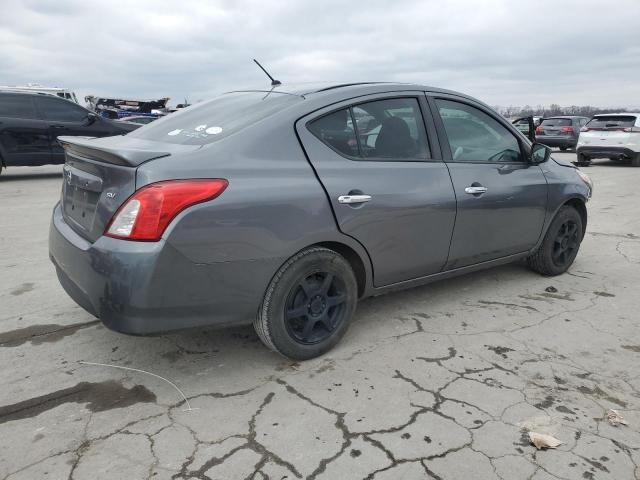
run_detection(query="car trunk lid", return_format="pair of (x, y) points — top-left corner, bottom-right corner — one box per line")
(537, 118), (573, 136)
(58, 135), (199, 242)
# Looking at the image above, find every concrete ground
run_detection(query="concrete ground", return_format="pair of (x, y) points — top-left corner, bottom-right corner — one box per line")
(1, 153), (639, 480)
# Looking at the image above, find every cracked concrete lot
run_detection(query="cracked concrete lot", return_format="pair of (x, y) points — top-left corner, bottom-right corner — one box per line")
(1, 153), (639, 480)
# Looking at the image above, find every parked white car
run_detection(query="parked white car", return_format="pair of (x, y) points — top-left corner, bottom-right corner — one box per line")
(576, 113), (640, 167)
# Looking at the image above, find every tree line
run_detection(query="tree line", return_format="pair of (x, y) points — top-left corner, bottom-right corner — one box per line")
(494, 104), (633, 118)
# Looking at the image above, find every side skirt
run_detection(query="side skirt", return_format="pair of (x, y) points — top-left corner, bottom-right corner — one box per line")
(368, 252), (529, 297)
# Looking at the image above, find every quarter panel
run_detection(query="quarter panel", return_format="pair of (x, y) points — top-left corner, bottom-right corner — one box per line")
(136, 119), (373, 286)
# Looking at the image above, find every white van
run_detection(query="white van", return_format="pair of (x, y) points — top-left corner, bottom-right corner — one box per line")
(0, 83), (80, 104)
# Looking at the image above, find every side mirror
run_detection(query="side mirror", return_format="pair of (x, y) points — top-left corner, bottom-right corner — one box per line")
(530, 143), (550, 164)
(86, 112), (98, 125)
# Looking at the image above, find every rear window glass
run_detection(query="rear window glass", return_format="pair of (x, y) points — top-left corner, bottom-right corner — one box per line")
(541, 118), (571, 127)
(128, 92), (302, 145)
(0, 94), (37, 119)
(587, 116), (636, 128)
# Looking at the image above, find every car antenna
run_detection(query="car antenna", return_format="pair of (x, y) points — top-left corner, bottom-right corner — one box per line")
(253, 59), (282, 87)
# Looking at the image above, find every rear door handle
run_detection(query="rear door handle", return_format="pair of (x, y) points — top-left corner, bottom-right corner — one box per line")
(464, 186), (488, 195)
(338, 194), (372, 204)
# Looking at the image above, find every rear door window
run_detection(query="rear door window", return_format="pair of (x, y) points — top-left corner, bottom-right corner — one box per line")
(0, 94), (37, 119)
(309, 97), (431, 161)
(587, 116), (637, 129)
(36, 96), (88, 122)
(308, 108), (359, 157)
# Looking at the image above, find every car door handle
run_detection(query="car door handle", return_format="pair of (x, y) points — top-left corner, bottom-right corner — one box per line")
(338, 194), (372, 204)
(464, 186), (488, 195)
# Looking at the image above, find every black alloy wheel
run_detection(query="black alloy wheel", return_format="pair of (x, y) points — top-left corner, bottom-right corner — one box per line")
(284, 272), (347, 345)
(527, 206), (583, 276)
(254, 247), (358, 360)
(552, 219), (579, 268)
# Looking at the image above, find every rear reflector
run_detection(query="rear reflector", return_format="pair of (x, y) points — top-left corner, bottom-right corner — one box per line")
(105, 179), (228, 241)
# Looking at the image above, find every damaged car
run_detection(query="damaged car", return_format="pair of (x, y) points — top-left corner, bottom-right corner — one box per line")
(49, 82), (593, 359)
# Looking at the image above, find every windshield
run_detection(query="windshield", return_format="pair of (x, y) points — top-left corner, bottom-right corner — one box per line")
(128, 91), (302, 145)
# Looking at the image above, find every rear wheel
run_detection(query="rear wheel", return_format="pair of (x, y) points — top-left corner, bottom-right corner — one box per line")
(254, 247), (358, 360)
(527, 206), (583, 276)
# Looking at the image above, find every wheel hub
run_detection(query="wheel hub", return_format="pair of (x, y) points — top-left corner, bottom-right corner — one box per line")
(309, 295), (326, 316)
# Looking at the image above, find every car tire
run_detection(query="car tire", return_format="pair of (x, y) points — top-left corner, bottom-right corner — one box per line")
(254, 247), (358, 360)
(576, 153), (591, 167)
(559, 146), (568, 151)
(632, 154), (640, 167)
(527, 206), (583, 276)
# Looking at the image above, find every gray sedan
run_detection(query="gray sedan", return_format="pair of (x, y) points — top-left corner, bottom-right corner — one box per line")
(49, 82), (593, 360)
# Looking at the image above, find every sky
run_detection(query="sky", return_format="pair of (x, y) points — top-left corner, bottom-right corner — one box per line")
(1, 0), (639, 109)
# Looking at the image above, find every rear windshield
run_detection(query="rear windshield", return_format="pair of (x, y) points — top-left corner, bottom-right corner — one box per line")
(541, 118), (571, 127)
(587, 115), (637, 129)
(128, 91), (302, 145)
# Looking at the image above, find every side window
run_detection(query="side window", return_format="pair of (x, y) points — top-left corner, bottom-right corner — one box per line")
(436, 99), (524, 163)
(0, 95), (37, 119)
(309, 98), (430, 161)
(308, 108), (359, 157)
(36, 96), (88, 122)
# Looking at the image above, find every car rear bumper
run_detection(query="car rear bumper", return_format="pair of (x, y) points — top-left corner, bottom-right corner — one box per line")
(576, 146), (638, 159)
(536, 136), (577, 148)
(49, 203), (276, 335)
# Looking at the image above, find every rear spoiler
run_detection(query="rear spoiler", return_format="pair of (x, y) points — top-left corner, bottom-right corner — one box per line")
(58, 136), (171, 167)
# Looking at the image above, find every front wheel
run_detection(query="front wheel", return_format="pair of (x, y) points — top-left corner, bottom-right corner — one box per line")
(575, 153), (591, 167)
(254, 247), (358, 360)
(527, 206), (583, 276)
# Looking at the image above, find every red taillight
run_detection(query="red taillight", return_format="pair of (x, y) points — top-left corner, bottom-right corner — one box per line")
(560, 126), (574, 133)
(105, 179), (228, 241)
(623, 126), (640, 133)
(535, 127), (543, 134)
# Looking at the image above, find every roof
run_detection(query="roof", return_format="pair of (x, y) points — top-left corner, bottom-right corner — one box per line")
(229, 81), (472, 102)
(0, 89), (55, 97)
(592, 112), (640, 116)
(545, 115), (589, 119)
